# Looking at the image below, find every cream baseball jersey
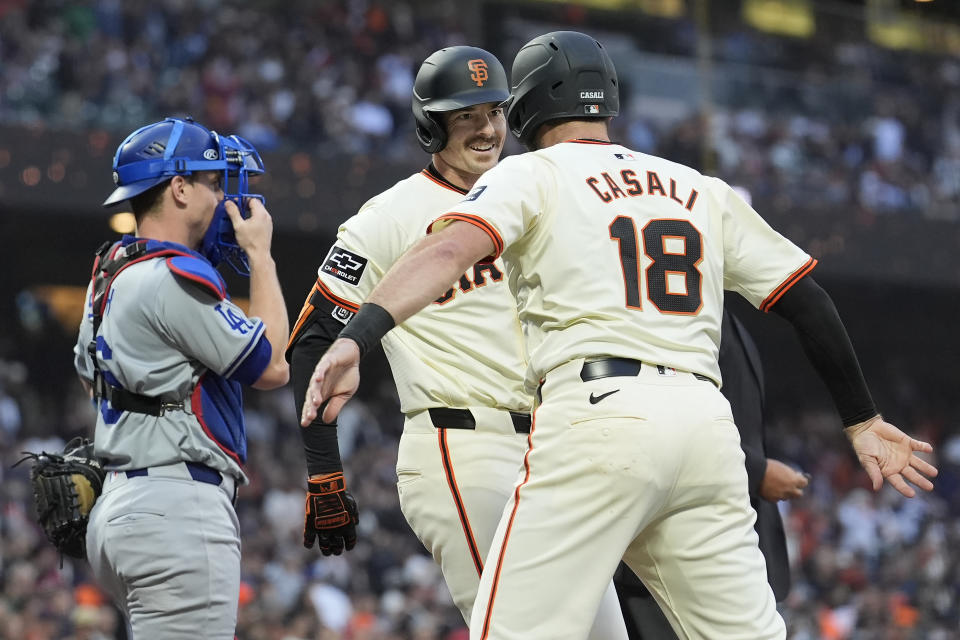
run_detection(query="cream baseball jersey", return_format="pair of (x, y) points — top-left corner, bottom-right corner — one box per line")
(302, 168), (530, 414)
(433, 140), (815, 388)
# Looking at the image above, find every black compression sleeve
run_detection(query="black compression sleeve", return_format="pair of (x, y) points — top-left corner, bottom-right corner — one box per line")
(769, 276), (877, 426)
(290, 317), (345, 475)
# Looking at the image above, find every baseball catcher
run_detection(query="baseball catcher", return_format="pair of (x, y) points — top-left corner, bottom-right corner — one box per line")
(16, 437), (106, 560)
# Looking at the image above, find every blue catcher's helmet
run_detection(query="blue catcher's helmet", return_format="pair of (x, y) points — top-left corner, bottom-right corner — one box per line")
(104, 117), (265, 275)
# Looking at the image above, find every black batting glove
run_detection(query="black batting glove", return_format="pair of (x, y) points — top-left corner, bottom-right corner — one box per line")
(303, 472), (359, 555)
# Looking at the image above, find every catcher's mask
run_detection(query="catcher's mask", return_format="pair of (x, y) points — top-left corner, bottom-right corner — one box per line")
(505, 31), (619, 150)
(412, 46), (510, 154)
(104, 117), (265, 275)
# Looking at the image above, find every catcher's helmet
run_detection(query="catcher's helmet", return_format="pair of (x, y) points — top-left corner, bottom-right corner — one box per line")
(105, 117), (265, 275)
(412, 46), (510, 154)
(506, 31), (619, 150)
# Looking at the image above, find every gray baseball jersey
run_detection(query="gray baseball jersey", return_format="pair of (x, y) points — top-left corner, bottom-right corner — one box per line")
(74, 238), (272, 482)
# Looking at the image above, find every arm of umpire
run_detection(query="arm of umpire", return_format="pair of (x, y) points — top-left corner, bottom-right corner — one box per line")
(769, 275), (937, 497)
(300, 221), (493, 425)
(224, 199), (289, 389)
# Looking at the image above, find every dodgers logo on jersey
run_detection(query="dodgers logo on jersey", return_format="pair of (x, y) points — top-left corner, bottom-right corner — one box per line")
(321, 246), (368, 286)
(463, 185), (487, 202)
(215, 303), (255, 334)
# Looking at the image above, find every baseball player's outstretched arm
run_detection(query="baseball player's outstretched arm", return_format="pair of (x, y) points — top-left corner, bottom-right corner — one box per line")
(770, 275), (937, 497)
(300, 221), (495, 425)
(225, 199), (290, 389)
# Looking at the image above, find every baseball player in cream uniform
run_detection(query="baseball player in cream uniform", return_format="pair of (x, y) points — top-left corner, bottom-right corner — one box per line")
(288, 46), (626, 637)
(301, 31), (937, 640)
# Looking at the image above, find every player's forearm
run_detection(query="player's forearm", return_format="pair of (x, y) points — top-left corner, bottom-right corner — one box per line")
(769, 276), (877, 426)
(290, 321), (344, 475)
(247, 252), (290, 388)
(339, 223), (495, 355)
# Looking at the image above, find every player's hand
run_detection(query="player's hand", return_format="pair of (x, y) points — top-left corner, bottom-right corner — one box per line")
(223, 198), (273, 261)
(759, 459), (809, 502)
(300, 338), (361, 426)
(844, 415), (938, 498)
(304, 472), (359, 555)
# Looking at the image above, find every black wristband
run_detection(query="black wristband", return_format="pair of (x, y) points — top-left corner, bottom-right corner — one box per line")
(338, 302), (395, 358)
(301, 423), (343, 476)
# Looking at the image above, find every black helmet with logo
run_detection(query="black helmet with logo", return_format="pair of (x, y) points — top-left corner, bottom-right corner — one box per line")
(506, 31), (619, 150)
(412, 46), (510, 153)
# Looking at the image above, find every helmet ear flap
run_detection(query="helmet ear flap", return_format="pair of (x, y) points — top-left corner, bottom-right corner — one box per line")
(415, 112), (447, 154)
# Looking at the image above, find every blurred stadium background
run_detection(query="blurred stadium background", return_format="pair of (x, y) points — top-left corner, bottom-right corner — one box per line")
(1, 0), (959, 638)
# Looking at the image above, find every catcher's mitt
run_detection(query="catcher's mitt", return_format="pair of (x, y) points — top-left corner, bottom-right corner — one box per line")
(15, 438), (106, 559)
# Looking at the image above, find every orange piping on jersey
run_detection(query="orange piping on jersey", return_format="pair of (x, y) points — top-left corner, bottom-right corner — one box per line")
(420, 169), (468, 195)
(564, 139), (614, 145)
(287, 298), (315, 352)
(314, 278), (361, 312)
(438, 429), (484, 577)
(287, 279), (361, 350)
(430, 212), (504, 260)
(760, 257), (818, 312)
(479, 408), (538, 639)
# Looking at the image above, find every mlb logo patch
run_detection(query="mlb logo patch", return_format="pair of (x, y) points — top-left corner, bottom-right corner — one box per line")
(614, 153), (636, 161)
(585, 104), (600, 115)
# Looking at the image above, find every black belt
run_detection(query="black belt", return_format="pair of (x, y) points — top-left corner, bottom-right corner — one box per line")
(125, 462), (222, 486)
(427, 408), (531, 434)
(105, 387), (183, 416)
(580, 357), (715, 386)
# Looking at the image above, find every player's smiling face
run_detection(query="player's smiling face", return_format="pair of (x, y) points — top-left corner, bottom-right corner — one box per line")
(437, 102), (506, 180)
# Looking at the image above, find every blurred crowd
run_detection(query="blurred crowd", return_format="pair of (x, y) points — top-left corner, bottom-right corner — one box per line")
(0, 0), (469, 159)
(3, 0), (960, 638)
(1, 0), (959, 221)
(0, 308), (957, 639)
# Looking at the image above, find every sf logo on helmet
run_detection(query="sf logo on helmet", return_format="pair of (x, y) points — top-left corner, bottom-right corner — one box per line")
(468, 59), (488, 87)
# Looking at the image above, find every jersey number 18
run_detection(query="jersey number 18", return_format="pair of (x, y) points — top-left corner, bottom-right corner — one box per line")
(609, 217), (703, 315)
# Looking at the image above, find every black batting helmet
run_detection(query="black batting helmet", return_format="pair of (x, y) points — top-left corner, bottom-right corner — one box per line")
(506, 31), (619, 150)
(412, 46), (510, 154)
